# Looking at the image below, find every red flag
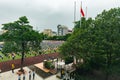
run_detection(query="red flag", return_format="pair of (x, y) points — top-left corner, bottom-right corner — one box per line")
(80, 8), (85, 17)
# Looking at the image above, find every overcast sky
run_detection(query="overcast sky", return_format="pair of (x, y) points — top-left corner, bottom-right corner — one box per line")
(0, 0), (119, 32)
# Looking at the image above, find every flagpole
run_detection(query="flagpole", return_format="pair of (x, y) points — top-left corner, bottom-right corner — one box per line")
(74, 1), (76, 27)
(86, 6), (87, 19)
(73, 1), (77, 64)
(80, 1), (82, 28)
(85, 6), (87, 28)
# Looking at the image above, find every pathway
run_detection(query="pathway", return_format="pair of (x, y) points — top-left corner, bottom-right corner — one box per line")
(0, 67), (60, 80)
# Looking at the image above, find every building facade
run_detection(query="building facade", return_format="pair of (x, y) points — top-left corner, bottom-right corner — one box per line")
(43, 29), (57, 36)
(43, 29), (53, 36)
(57, 25), (68, 36)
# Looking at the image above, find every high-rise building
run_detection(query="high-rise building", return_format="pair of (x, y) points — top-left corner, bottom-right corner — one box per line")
(57, 25), (68, 36)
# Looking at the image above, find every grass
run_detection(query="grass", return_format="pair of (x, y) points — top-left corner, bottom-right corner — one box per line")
(0, 51), (38, 62)
(0, 49), (59, 62)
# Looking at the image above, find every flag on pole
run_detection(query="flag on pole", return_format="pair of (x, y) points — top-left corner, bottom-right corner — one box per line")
(80, 7), (85, 17)
(80, 1), (85, 27)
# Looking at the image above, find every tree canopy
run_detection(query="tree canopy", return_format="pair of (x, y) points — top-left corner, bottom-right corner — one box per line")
(1, 16), (43, 71)
(59, 7), (120, 74)
(1, 16), (42, 54)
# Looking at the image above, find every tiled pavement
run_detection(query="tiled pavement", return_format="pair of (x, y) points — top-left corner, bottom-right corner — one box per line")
(0, 67), (60, 80)
(0, 53), (74, 80)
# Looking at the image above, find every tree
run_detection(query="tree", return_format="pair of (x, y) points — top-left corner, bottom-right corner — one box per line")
(59, 7), (120, 79)
(2, 41), (18, 56)
(1, 16), (42, 71)
(59, 17), (94, 59)
(94, 8), (120, 79)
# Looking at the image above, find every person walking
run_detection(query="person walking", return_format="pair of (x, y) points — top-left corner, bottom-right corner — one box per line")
(29, 71), (31, 80)
(11, 63), (15, 73)
(12, 53), (15, 60)
(18, 74), (21, 80)
(23, 73), (25, 80)
(0, 69), (1, 77)
(32, 69), (35, 80)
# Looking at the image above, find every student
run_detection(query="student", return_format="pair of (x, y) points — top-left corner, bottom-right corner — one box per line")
(33, 69), (35, 80)
(12, 53), (15, 60)
(23, 73), (25, 80)
(11, 63), (15, 73)
(18, 74), (21, 80)
(29, 71), (31, 80)
(0, 69), (1, 77)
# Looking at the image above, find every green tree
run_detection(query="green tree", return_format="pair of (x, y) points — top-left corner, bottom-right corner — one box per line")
(2, 42), (18, 56)
(45, 35), (69, 41)
(59, 17), (94, 59)
(1, 16), (42, 71)
(94, 8), (120, 79)
(59, 7), (120, 80)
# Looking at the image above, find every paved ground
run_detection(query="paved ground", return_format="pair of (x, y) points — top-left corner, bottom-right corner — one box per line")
(0, 53), (74, 80)
(0, 67), (60, 80)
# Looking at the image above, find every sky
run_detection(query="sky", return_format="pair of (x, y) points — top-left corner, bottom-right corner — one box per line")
(0, 0), (119, 32)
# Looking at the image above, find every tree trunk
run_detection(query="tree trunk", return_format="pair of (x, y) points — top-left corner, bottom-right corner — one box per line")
(106, 52), (109, 80)
(106, 52), (112, 80)
(20, 41), (25, 72)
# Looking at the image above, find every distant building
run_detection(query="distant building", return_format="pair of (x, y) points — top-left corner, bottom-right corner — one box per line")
(43, 29), (57, 36)
(68, 30), (72, 34)
(57, 25), (68, 36)
(0, 30), (7, 35)
(52, 31), (57, 36)
(43, 29), (53, 36)
(0, 30), (6, 50)
(57, 25), (72, 36)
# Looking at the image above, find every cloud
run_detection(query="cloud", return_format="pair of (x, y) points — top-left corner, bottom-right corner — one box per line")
(0, 0), (120, 31)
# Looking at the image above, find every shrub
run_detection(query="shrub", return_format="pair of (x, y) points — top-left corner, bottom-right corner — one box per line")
(65, 56), (74, 64)
(44, 60), (55, 69)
